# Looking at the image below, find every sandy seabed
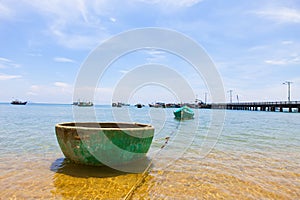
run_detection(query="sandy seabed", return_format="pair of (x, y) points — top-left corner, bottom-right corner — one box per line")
(1, 150), (299, 199)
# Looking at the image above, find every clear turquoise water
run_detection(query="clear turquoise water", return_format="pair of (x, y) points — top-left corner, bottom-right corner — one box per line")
(0, 103), (299, 199)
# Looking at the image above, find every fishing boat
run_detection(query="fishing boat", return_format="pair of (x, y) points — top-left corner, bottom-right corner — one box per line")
(112, 102), (121, 107)
(55, 122), (154, 166)
(77, 101), (93, 107)
(149, 102), (166, 108)
(112, 102), (129, 107)
(11, 99), (27, 105)
(135, 103), (144, 108)
(173, 106), (194, 119)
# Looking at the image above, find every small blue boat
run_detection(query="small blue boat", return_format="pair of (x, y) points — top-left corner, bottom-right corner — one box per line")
(173, 106), (194, 119)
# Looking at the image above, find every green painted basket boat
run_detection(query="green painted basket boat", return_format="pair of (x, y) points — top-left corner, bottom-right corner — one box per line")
(55, 122), (154, 166)
(173, 106), (194, 120)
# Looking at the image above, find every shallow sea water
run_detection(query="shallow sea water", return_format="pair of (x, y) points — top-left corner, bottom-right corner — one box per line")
(0, 103), (299, 199)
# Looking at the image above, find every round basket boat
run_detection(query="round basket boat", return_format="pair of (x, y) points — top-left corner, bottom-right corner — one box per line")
(55, 122), (154, 166)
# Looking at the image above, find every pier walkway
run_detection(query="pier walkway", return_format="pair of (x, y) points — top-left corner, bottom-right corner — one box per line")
(207, 101), (300, 112)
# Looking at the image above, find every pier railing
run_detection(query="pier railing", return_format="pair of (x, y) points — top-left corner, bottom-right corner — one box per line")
(226, 101), (300, 106)
(207, 101), (300, 112)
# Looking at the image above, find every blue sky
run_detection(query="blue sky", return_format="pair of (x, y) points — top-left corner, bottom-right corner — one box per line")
(0, 0), (300, 104)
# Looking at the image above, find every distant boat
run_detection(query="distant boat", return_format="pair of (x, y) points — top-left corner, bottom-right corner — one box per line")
(77, 101), (93, 107)
(135, 104), (144, 108)
(165, 103), (181, 108)
(112, 102), (130, 107)
(112, 102), (121, 107)
(121, 102), (130, 107)
(173, 106), (194, 120)
(11, 100), (27, 105)
(149, 102), (166, 108)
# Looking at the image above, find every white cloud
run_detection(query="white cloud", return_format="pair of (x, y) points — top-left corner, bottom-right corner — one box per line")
(0, 57), (21, 68)
(26, 91), (38, 96)
(246, 40), (300, 70)
(265, 59), (287, 65)
(27, 0), (83, 20)
(119, 70), (129, 74)
(146, 49), (165, 56)
(0, 73), (22, 80)
(24, 0), (110, 49)
(247, 45), (269, 52)
(53, 82), (73, 93)
(27, 85), (40, 96)
(28, 85), (42, 93)
(0, 2), (13, 19)
(281, 40), (293, 45)
(48, 20), (107, 50)
(53, 57), (76, 63)
(54, 82), (70, 88)
(0, 57), (12, 62)
(109, 17), (116, 22)
(137, 0), (202, 8)
(27, 83), (73, 103)
(265, 54), (300, 65)
(0, 0), (202, 50)
(144, 49), (167, 62)
(94, 87), (116, 104)
(254, 7), (300, 23)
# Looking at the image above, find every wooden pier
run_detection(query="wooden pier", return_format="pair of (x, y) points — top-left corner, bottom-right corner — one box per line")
(206, 101), (300, 113)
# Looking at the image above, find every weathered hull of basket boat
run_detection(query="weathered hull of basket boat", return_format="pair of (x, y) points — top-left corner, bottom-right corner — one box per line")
(55, 122), (154, 166)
